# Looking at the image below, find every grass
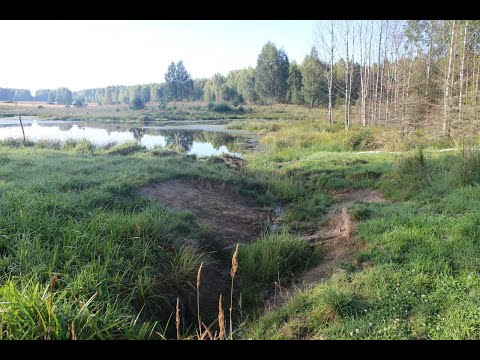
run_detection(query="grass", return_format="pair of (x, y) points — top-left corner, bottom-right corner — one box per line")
(2, 102), (480, 339)
(244, 146), (480, 339)
(236, 232), (319, 307)
(0, 145), (243, 339)
(0, 102), (329, 123)
(0, 138), (325, 339)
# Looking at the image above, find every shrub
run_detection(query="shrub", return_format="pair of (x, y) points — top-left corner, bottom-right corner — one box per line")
(208, 102), (232, 113)
(74, 139), (95, 154)
(73, 99), (86, 108)
(34, 139), (62, 149)
(106, 142), (146, 155)
(347, 129), (378, 151)
(232, 95), (244, 107)
(130, 97), (145, 110)
(0, 138), (34, 148)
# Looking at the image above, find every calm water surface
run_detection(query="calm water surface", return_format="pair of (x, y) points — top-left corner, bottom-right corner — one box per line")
(0, 117), (255, 156)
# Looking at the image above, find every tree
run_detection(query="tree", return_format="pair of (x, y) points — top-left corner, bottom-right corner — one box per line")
(236, 67), (257, 103)
(443, 20), (456, 136)
(130, 96), (145, 110)
(165, 60), (193, 101)
(34, 89), (50, 102)
(104, 86), (113, 105)
(204, 73), (225, 102)
(287, 61), (303, 104)
(301, 47), (325, 108)
(55, 87), (72, 106)
(48, 90), (55, 103)
(119, 87), (130, 105)
(254, 42), (290, 104)
(191, 78), (207, 101)
(74, 98), (86, 107)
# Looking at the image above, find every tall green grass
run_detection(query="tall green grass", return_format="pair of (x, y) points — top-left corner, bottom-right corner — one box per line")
(0, 146), (248, 339)
(246, 146), (480, 340)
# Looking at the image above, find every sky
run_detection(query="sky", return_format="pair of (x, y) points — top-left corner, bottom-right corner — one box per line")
(0, 20), (318, 94)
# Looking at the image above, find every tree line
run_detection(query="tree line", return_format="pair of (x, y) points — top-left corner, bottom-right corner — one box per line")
(0, 87), (73, 105)
(3, 20), (479, 138)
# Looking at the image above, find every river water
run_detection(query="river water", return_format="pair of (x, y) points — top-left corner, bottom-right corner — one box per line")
(0, 116), (256, 156)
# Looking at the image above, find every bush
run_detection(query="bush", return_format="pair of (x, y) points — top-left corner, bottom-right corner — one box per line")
(347, 129), (378, 151)
(130, 97), (145, 110)
(208, 102), (232, 113)
(106, 142), (146, 155)
(232, 95), (244, 107)
(34, 139), (62, 149)
(74, 99), (86, 108)
(74, 139), (95, 154)
(0, 138), (34, 148)
(151, 147), (178, 157)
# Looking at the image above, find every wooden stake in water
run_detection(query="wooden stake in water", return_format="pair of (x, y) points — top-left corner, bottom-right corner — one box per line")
(18, 112), (25, 142)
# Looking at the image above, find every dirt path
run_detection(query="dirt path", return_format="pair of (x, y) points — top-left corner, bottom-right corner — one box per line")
(267, 188), (388, 309)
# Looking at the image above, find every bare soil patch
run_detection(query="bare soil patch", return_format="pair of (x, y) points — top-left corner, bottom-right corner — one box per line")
(139, 178), (267, 249)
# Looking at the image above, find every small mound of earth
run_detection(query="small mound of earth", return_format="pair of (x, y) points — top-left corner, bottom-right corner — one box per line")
(139, 178), (267, 248)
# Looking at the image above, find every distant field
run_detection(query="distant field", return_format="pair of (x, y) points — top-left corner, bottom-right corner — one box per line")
(1, 101), (100, 109)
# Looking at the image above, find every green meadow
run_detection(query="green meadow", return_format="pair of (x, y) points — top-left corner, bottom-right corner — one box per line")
(1, 104), (480, 339)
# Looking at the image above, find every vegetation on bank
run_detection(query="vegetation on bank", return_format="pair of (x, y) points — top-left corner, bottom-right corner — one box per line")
(0, 102), (328, 123)
(1, 102), (480, 339)
(245, 147), (480, 339)
(0, 129), (328, 339)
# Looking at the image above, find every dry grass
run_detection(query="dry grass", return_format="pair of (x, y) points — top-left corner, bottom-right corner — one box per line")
(218, 294), (226, 340)
(196, 262), (203, 336)
(230, 244), (239, 339)
(176, 298), (181, 340)
(341, 207), (352, 240)
(181, 244), (239, 340)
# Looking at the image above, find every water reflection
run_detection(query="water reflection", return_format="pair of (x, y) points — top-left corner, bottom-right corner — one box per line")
(0, 119), (250, 156)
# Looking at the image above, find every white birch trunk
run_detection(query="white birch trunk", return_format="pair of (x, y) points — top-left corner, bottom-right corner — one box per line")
(443, 20), (456, 136)
(458, 20), (468, 123)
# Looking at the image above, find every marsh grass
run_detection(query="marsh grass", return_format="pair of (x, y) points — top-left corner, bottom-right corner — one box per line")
(2, 104), (480, 339)
(0, 146), (243, 339)
(449, 145), (480, 186)
(247, 144), (480, 339)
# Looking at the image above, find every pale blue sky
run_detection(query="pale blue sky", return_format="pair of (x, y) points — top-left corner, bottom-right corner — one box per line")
(0, 20), (318, 94)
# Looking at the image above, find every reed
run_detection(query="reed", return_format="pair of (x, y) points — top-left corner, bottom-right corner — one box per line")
(218, 294), (225, 340)
(196, 262), (203, 336)
(176, 298), (181, 340)
(71, 321), (77, 340)
(230, 244), (239, 339)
